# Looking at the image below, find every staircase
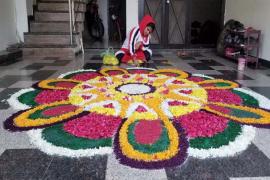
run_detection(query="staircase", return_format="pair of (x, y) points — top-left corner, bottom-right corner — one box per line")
(23, 0), (86, 58)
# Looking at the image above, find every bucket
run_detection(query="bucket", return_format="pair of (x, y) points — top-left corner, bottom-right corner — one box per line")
(238, 57), (246, 71)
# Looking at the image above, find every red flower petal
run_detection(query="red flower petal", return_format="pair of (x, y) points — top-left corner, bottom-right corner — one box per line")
(172, 80), (184, 84)
(35, 90), (70, 104)
(207, 90), (242, 105)
(168, 101), (188, 106)
(71, 72), (100, 81)
(175, 111), (228, 138)
(134, 120), (162, 145)
(63, 113), (122, 139)
(42, 105), (78, 117)
(103, 103), (114, 109)
(135, 105), (148, 112)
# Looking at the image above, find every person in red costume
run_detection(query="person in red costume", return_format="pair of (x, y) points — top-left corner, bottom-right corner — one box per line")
(115, 15), (155, 65)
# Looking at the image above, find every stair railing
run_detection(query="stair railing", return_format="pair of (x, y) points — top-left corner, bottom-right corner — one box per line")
(68, 0), (84, 53)
(68, 0), (73, 45)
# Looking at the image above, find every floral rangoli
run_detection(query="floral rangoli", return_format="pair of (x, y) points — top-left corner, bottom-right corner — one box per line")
(4, 67), (270, 169)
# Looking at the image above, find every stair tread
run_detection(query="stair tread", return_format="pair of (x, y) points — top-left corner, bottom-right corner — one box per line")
(36, 10), (85, 13)
(35, 10), (85, 14)
(39, 1), (86, 4)
(24, 44), (77, 48)
(31, 21), (83, 23)
(24, 32), (80, 35)
(40, 0), (86, 2)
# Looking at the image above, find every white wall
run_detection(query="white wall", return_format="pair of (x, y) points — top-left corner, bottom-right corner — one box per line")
(0, 0), (28, 51)
(0, 0), (17, 51)
(225, 0), (270, 61)
(99, 0), (108, 40)
(126, 0), (139, 32)
(26, 0), (34, 16)
(15, 0), (28, 42)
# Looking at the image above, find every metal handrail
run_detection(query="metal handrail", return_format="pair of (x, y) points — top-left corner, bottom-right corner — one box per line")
(68, 0), (84, 54)
(68, 0), (73, 45)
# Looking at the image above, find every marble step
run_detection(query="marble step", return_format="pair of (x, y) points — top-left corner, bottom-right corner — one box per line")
(23, 44), (80, 58)
(24, 32), (80, 45)
(30, 21), (84, 32)
(38, 2), (86, 12)
(35, 11), (84, 22)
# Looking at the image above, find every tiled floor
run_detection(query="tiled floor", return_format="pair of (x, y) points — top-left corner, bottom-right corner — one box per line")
(0, 49), (270, 180)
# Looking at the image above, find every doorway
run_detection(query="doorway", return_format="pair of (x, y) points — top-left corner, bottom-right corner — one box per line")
(139, 0), (186, 48)
(139, 0), (225, 48)
(83, 0), (126, 49)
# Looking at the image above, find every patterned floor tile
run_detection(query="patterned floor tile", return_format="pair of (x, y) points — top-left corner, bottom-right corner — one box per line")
(43, 156), (107, 180)
(166, 157), (229, 180)
(84, 63), (103, 70)
(212, 70), (253, 80)
(153, 60), (173, 66)
(30, 70), (57, 80)
(90, 55), (103, 60)
(0, 75), (32, 88)
(106, 154), (167, 180)
(9, 80), (37, 88)
(217, 144), (270, 178)
(43, 57), (60, 60)
(0, 88), (21, 109)
(253, 128), (270, 159)
(189, 63), (215, 70)
(51, 60), (71, 66)
(0, 149), (53, 180)
(230, 177), (270, 180)
(179, 56), (196, 60)
(0, 50), (270, 180)
(152, 53), (164, 58)
(199, 59), (225, 66)
(248, 87), (270, 98)
(22, 63), (49, 70)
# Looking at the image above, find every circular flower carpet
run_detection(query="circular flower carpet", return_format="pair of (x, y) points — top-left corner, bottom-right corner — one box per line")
(4, 67), (270, 169)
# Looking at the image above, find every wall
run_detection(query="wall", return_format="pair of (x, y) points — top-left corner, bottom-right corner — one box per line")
(0, 0), (28, 51)
(15, 0), (28, 42)
(26, 0), (34, 16)
(99, 0), (108, 40)
(225, 0), (270, 61)
(0, 0), (17, 51)
(126, 0), (139, 32)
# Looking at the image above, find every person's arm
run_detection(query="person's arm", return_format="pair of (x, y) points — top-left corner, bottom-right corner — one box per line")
(128, 27), (140, 56)
(142, 36), (152, 56)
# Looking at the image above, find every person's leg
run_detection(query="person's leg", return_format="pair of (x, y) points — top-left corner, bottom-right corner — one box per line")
(115, 50), (133, 63)
(135, 51), (146, 62)
(115, 50), (125, 61)
(143, 50), (152, 61)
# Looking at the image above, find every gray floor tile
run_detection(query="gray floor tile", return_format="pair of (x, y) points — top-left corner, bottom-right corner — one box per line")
(43, 156), (107, 180)
(106, 154), (167, 180)
(22, 63), (49, 70)
(217, 144), (270, 178)
(248, 87), (270, 98)
(0, 149), (53, 180)
(166, 157), (229, 180)
(0, 88), (21, 109)
(30, 70), (57, 80)
(0, 76), (32, 88)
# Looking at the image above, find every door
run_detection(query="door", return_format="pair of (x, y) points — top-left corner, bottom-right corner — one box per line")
(139, 0), (186, 48)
